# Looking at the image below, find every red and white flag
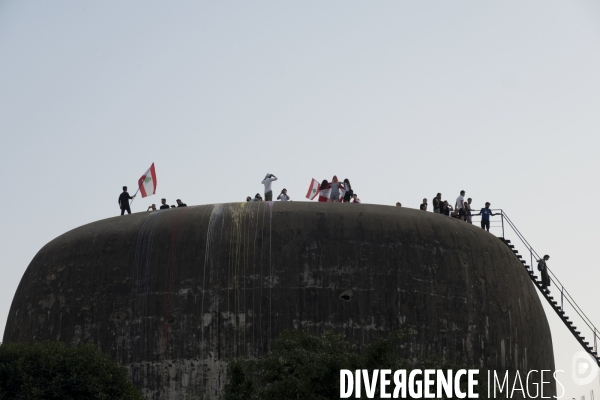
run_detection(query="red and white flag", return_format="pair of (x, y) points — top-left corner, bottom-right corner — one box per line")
(138, 163), (157, 198)
(306, 178), (320, 200)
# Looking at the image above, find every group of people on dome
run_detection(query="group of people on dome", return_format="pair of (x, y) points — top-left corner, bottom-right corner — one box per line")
(409, 190), (499, 232)
(119, 176), (551, 291)
(118, 186), (187, 214)
(119, 175), (496, 234)
(247, 174), (361, 203)
(315, 176), (361, 203)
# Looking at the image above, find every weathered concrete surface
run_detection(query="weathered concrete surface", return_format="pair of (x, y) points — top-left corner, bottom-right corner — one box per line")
(4, 202), (555, 398)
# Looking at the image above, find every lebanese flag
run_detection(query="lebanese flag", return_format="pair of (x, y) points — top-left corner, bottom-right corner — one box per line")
(318, 183), (345, 202)
(306, 179), (321, 200)
(138, 163), (157, 198)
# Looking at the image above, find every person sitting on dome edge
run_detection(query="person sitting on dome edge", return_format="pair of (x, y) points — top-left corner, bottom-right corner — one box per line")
(277, 189), (290, 201)
(176, 199), (187, 207)
(147, 204), (157, 211)
(352, 194), (361, 203)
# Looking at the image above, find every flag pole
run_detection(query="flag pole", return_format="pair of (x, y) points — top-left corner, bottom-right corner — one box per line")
(129, 187), (140, 206)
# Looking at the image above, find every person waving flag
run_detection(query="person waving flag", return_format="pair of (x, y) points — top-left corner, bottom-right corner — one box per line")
(138, 163), (157, 197)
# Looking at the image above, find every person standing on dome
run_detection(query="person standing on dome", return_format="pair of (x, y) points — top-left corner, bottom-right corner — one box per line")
(432, 193), (442, 213)
(474, 202), (498, 231)
(329, 176), (344, 203)
(455, 190), (466, 221)
(318, 179), (330, 202)
(118, 186), (136, 215)
(342, 179), (353, 203)
(261, 173), (278, 201)
(465, 198), (473, 224)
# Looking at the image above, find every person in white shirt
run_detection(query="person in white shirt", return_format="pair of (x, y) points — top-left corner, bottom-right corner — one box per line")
(352, 194), (361, 203)
(261, 173), (278, 201)
(455, 190), (466, 221)
(277, 189), (290, 201)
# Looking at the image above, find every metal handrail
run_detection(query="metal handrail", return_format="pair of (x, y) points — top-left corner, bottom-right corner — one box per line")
(436, 207), (599, 354)
(496, 209), (600, 355)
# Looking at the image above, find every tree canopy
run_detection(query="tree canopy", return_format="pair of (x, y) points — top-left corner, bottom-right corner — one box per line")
(0, 341), (143, 400)
(222, 329), (484, 400)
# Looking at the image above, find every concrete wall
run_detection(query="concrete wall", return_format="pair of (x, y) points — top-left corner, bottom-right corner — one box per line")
(3, 202), (555, 399)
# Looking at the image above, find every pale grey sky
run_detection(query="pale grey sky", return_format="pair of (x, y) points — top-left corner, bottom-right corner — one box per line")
(1, 1), (600, 397)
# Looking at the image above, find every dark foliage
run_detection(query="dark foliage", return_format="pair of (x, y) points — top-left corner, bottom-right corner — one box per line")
(0, 341), (144, 400)
(222, 329), (494, 400)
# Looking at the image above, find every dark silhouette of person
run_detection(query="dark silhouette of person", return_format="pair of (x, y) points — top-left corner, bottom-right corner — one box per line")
(176, 199), (187, 207)
(343, 179), (353, 203)
(118, 186), (135, 215)
(538, 255), (551, 292)
(160, 198), (170, 210)
(440, 200), (453, 216)
(474, 202), (498, 231)
(432, 193), (442, 213)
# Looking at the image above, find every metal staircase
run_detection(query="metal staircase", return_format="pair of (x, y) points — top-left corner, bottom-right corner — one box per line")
(487, 210), (600, 367)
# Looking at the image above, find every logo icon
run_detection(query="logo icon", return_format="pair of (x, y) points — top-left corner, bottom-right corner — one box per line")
(572, 351), (599, 385)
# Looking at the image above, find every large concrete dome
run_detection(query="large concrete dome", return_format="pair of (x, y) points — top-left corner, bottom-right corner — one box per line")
(3, 202), (555, 399)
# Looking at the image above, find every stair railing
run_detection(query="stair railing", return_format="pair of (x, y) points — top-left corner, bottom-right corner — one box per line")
(496, 210), (600, 356)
